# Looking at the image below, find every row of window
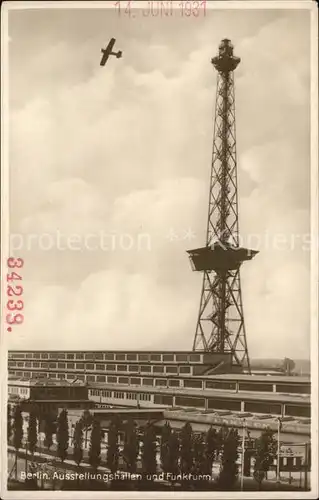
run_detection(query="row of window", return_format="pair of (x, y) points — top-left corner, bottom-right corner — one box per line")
(9, 372), (310, 392)
(113, 391), (125, 399)
(9, 370), (217, 389)
(8, 386), (29, 395)
(9, 352), (202, 363)
(8, 361), (192, 375)
(8, 370), (310, 396)
(89, 389), (152, 402)
(91, 377), (181, 387)
(90, 389), (112, 398)
(87, 388), (310, 418)
(127, 393), (138, 400)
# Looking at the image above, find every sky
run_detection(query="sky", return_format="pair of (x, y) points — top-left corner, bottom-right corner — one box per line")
(6, 4), (312, 359)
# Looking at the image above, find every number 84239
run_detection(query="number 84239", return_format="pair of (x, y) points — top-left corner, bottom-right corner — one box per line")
(6, 257), (24, 327)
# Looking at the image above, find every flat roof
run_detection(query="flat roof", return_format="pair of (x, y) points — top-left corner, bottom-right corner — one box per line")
(8, 349), (228, 356)
(205, 374), (310, 384)
(165, 409), (310, 423)
(92, 408), (163, 413)
(161, 410), (310, 435)
(89, 383), (310, 405)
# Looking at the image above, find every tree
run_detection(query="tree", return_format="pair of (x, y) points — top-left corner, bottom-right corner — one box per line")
(43, 414), (55, 451)
(205, 426), (218, 475)
(253, 427), (277, 489)
(218, 427), (239, 490)
(13, 404), (23, 450)
(7, 404), (12, 443)
(192, 433), (209, 489)
(123, 420), (139, 473)
(160, 421), (172, 474)
(73, 420), (84, 466)
(141, 422), (157, 478)
(106, 416), (120, 474)
(56, 409), (69, 463)
(80, 409), (93, 449)
(89, 419), (102, 470)
(282, 358), (295, 376)
(193, 433), (206, 474)
(27, 410), (38, 456)
(13, 405), (23, 479)
(179, 422), (194, 490)
(160, 422), (180, 482)
(166, 431), (180, 479)
(180, 422), (194, 474)
(216, 423), (228, 459)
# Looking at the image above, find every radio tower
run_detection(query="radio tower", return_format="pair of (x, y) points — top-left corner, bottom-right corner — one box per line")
(187, 39), (258, 372)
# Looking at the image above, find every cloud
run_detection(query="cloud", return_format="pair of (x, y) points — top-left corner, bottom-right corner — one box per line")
(7, 7), (311, 359)
(9, 269), (199, 351)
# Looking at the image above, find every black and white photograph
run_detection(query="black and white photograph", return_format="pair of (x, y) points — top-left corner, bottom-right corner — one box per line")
(1, 0), (318, 497)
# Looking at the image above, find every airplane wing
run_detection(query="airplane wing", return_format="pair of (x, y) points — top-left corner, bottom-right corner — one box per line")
(107, 38), (116, 52)
(100, 51), (109, 66)
(100, 38), (116, 66)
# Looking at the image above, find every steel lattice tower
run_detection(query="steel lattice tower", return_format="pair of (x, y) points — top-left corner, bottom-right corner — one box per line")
(187, 40), (258, 372)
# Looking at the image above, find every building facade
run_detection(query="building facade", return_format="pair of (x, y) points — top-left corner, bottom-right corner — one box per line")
(8, 351), (311, 420)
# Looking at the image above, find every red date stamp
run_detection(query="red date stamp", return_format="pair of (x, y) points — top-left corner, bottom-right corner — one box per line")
(6, 257), (24, 331)
(114, 1), (206, 18)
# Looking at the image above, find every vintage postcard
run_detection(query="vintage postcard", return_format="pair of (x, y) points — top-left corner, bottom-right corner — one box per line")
(1, 0), (318, 498)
